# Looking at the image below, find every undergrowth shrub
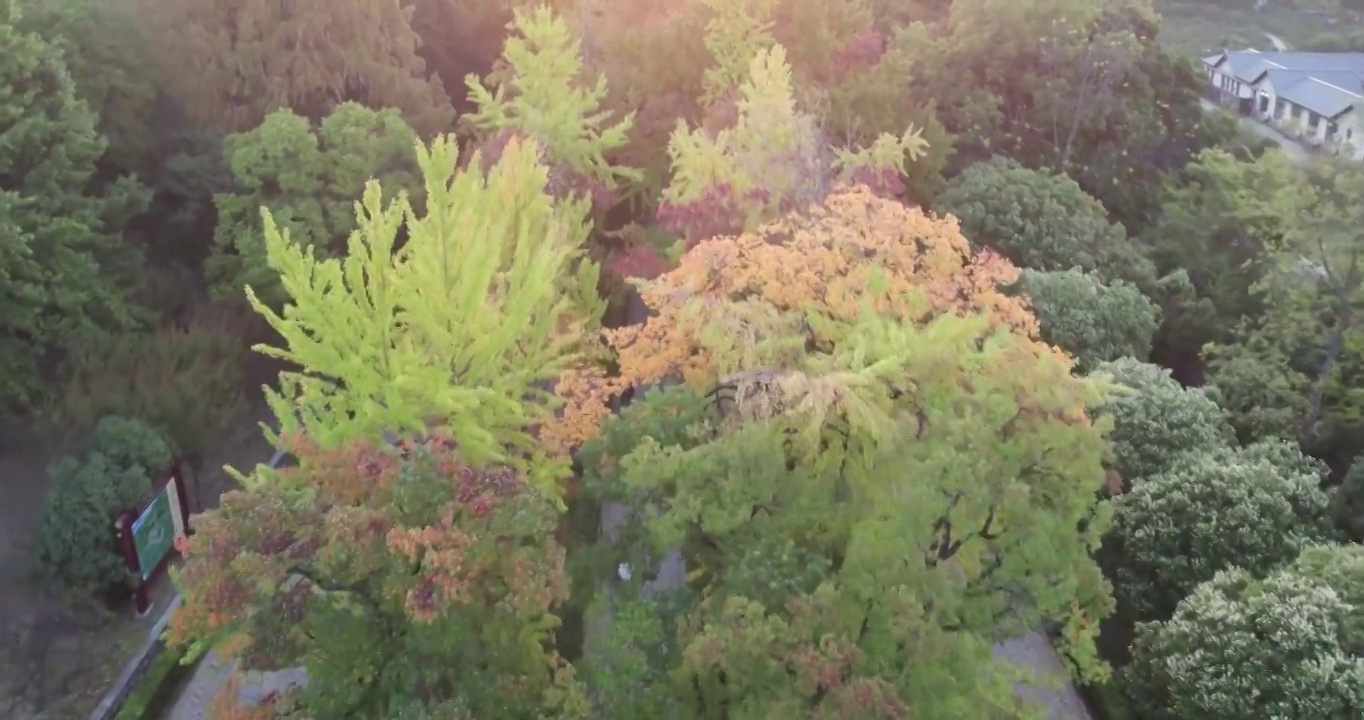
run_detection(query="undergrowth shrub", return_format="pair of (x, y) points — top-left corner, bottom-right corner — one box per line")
(34, 416), (173, 594)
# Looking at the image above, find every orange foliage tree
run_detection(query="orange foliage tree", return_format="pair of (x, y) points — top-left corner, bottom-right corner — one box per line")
(547, 184), (1063, 451)
(559, 187), (1118, 713)
(168, 434), (587, 719)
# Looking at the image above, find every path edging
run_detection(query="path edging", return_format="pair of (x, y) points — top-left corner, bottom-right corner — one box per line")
(86, 595), (182, 720)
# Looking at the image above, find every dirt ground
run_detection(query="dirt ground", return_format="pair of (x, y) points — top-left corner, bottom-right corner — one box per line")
(0, 403), (277, 720)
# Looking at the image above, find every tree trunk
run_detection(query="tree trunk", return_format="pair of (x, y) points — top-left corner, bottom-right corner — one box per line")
(1300, 305), (1352, 447)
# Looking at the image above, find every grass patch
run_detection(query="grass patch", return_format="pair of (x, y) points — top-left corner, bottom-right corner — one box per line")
(114, 644), (200, 720)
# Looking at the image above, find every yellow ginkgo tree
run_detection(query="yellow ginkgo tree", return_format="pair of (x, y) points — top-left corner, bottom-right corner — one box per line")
(463, 5), (640, 208)
(657, 43), (928, 246)
(243, 134), (606, 500)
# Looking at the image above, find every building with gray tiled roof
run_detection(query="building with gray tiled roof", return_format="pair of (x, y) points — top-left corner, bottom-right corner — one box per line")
(1202, 49), (1364, 160)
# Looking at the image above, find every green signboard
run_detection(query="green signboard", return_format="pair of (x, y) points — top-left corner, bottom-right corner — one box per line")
(132, 486), (176, 580)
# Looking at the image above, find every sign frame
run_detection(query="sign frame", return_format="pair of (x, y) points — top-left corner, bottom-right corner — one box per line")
(114, 461), (192, 615)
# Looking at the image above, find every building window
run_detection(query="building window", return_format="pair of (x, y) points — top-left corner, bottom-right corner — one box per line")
(1310, 112), (1321, 127)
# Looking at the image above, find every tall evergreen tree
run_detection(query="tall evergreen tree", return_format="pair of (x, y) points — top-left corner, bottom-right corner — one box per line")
(0, 0), (149, 409)
(135, 0), (455, 136)
(206, 103), (422, 306)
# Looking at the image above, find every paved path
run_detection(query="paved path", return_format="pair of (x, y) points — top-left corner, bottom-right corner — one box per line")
(164, 653), (306, 720)
(994, 632), (1094, 719)
(163, 652), (233, 720)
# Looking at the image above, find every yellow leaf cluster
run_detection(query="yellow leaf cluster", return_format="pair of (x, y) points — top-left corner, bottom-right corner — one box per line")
(245, 134), (604, 500)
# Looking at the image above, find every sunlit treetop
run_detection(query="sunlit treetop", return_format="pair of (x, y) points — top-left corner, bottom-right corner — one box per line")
(547, 186), (1060, 450)
(657, 44), (927, 245)
(699, 0), (777, 105)
(242, 133), (606, 500)
(464, 5), (640, 208)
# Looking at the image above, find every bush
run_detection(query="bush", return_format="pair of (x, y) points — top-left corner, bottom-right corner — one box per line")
(1125, 567), (1364, 719)
(34, 416), (173, 594)
(1088, 358), (1234, 483)
(89, 415), (175, 479)
(1108, 443), (1335, 620)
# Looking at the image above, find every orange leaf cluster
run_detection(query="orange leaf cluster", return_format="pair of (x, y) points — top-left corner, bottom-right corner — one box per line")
(170, 432), (568, 661)
(550, 186), (1050, 448)
(386, 462), (569, 622)
(167, 487), (316, 655)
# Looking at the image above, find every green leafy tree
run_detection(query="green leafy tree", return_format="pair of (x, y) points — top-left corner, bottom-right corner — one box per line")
(561, 187), (1120, 715)
(1016, 268), (1160, 371)
(206, 103), (420, 306)
(1237, 435), (1332, 481)
(1292, 543), (1364, 654)
(698, 0), (777, 105)
(244, 133), (605, 501)
(171, 435), (590, 720)
(655, 44), (927, 247)
(934, 157), (1155, 287)
(1108, 441), (1335, 620)
(1198, 161), (1364, 466)
(136, 0), (455, 135)
(811, 20), (954, 205)
(1204, 334), (1310, 444)
(930, 0), (1223, 232)
(1087, 358), (1234, 483)
(1251, 161), (1364, 449)
(1125, 566), (1364, 719)
(14, 0), (159, 174)
(1333, 454), (1364, 542)
(0, 0), (150, 409)
(1145, 147), (1311, 375)
(463, 5), (640, 210)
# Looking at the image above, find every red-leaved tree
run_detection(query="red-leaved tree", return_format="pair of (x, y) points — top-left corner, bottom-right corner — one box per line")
(169, 433), (586, 719)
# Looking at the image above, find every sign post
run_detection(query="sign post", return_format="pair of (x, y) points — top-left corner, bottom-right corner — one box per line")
(116, 462), (191, 615)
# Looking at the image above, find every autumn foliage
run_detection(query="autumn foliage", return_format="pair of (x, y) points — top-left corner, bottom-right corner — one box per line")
(168, 7), (1124, 719)
(566, 184), (1116, 714)
(169, 433), (584, 718)
(547, 185), (1053, 451)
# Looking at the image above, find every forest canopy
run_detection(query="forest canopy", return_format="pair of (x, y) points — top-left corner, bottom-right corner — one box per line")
(5, 0), (1364, 719)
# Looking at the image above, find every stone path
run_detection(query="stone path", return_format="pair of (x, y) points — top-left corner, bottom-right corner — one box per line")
(163, 651), (233, 720)
(994, 631), (1093, 719)
(164, 651), (306, 720)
